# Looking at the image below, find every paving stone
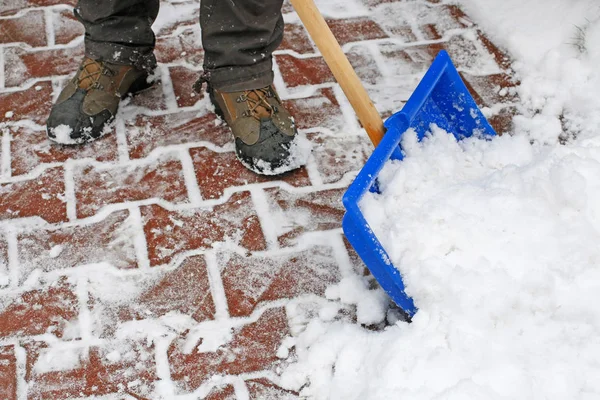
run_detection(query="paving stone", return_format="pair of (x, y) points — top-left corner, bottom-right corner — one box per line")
(283, 87), (346, 131)
(53, 8), (83, 45)
(326, 17), (388, 45)
(247, 378), (300, 399)
(307, 131), (372, 184)
(170, 65), (203, 108)
(0, 80), (53, 125)
(118, 254), (215, 324)
(488, 106), (517, 136)
(0, 345), (17, 400)
(0, 166), (66, 223)
(219, 246), (340, 317)
(347, 45), (384, 86)
(125, 110), (231, 159)
(17, 210), (138, 283)
(0, 0), (75, 16)
(3, 45), (84, 87)
(281, 23), (314, 54)
(205, 385), (236, 400)
(168, 307), (289, 392)
(460, 72), (518, 107)
(10, 126), (118, 176)
(74, 153), (189, 218)
(0, 277), (78, 338)
(276, 50), (381, 88)
(25, 341), (157, 399)
(263, 187), (346, 247)
(155, 27), (204, 65)
(0, 10), (46, 47)
(142, 191), (266, 266)
(275, 55), (334, 87)
(190, 147), (311, 200)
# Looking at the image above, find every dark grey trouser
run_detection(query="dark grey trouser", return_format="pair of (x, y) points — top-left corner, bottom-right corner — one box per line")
(75, 0), (284, 91)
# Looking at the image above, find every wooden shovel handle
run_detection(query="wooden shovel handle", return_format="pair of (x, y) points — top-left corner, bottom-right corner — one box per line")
(289, 0), (385, 146)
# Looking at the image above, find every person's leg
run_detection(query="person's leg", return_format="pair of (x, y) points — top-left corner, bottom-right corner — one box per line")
(47, 0), (159, 144)
(200, 0), (284, 91)
(75, 0), (160, 70)
(198, 0), (308, 175)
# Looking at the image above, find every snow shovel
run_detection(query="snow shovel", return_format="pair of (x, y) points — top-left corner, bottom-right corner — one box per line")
(290, 0), (497, 317)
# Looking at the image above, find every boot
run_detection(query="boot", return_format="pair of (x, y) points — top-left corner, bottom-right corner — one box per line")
(47, 57), (153, 144)
(204, 83), (306, 175)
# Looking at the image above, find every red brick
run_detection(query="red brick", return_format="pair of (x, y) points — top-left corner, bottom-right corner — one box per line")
(125, 80), (167, 111)
(155, 28), (204, 65)
(190, 147), (310, 200)
(10, 126), (118, 176)
(307, 131), (372, 184)
(17, 210), (138, 282)
(0, 80), (53, 125)
(0, 10), (46, 47)
(53, 9), (84, 45)
(283, 87), (345, 131)
(281, 23), (314, 54)
(488, 106), (517, 136)
(169, 307), (289, 392)
(460, 72), (518, 107)
(347, 46), (383, 86)
(220, 246), (340, 317)
(478, 32), (513, 70)
(205, 385), (236, 400)
(0, 345), (17, 400)
(275, 55), (334, 87)
(326, 18), (388, 45)
(1, 0), (76, 16)
(119, 254), (215, 323)
(26, 342), (157, 400)
(74, 153), (189, 218)
(0, 277), (78, 338)
(263, 187), (345, 246)
(0, 166), (66, 223)
(247, 378), (300, 399)
(379, 42), (436, 77)
(142, 191), (266, 266)
(169, 65), (203, 108)
(276, 50), (379, 88)
(126, 111), (231, 159)
(4, 45), (83, 87)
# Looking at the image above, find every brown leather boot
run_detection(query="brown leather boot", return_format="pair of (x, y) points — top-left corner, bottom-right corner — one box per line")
(47, 57), (153, 144)
(205, 83), (307, 175)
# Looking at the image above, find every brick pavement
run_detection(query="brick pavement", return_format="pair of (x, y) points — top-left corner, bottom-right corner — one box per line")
(0, 0), (518, 398)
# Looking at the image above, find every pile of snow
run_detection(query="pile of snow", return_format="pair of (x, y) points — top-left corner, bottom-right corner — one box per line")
(282, 1), (600, 399)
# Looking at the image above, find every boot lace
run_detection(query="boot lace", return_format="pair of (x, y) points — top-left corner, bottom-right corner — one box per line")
(237, 88), (278, 120)
(77, 58), (114, 90)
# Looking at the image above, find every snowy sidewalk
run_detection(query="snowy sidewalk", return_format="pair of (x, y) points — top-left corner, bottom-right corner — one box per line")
(0, 0), (517, 398)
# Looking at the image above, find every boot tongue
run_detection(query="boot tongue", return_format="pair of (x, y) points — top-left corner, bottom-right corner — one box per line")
(245, 89), (273, 119)
(78, 58), (103, 90)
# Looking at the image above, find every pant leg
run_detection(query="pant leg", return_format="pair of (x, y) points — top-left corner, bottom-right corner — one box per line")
(200, 0), (284, 91)
(75, 0), (160, 70)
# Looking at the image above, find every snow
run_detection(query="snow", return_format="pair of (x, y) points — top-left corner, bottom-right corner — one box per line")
(281, 1), (600, 399)
(49, 124), (77, 145)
